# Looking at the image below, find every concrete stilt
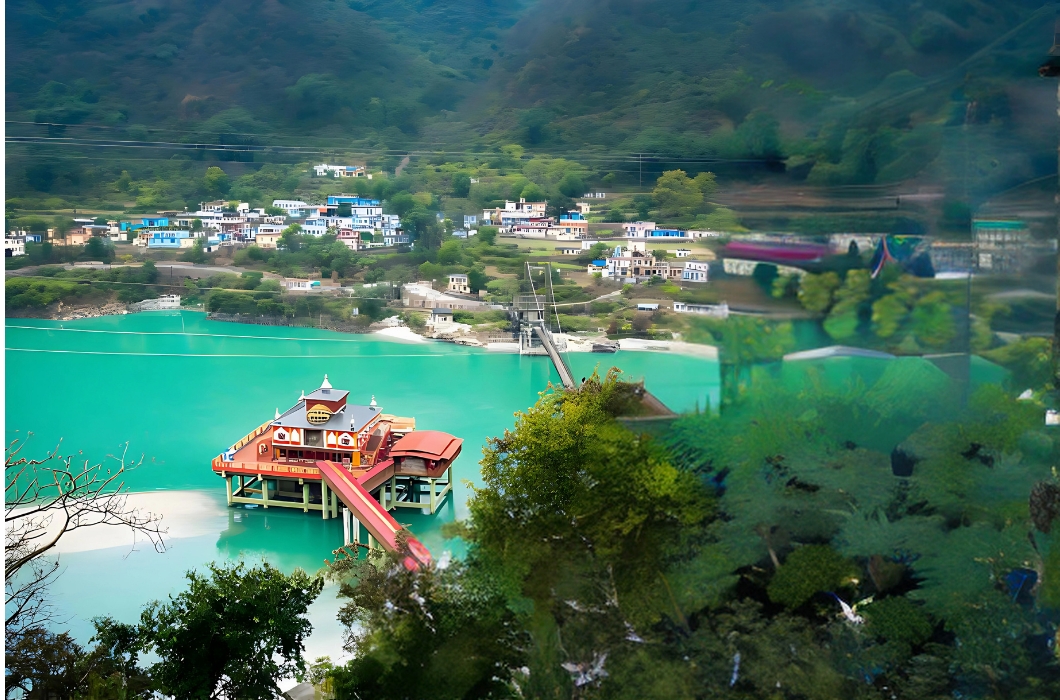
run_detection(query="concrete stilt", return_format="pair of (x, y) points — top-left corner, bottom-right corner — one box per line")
(331, 490), (339, 519)
(322, 483), (329, 520)
(429, 477), (436, 514)
(261, 474), (269, 508)
(342, 507), (351, 546)
(302, 482), (309, 513)
(226, 474), (233, 506)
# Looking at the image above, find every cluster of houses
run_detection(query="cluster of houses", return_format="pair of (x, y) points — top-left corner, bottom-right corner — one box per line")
(4, 194), (408, 254)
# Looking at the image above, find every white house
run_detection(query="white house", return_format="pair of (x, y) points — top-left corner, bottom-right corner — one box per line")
(682, 260), (709, 283)
(482, 198), (548, 230)
(284, 278), (322, 291)
(5, 234), (26, 256)
(623, 221), (656, 238)
(447, 274), (470, 294)
(272, 200), (309, 214)
(586, 260), (610, 277)
(669, 249), (692, 258)
(314, 164), (366, 178)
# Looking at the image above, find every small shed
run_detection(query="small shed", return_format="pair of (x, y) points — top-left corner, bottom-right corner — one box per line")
(431, 307), (454, 323)
(636, 303), (660, 312)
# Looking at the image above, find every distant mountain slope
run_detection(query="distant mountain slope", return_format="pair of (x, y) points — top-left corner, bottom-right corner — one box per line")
(5, 0), (1056, 192)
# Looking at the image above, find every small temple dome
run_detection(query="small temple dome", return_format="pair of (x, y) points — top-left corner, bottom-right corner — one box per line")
(321, 374), (332, 390)
(370, 395), (377, 407)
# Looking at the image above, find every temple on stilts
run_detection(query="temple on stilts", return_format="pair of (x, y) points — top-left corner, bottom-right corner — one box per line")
(211, 375), (462, 568)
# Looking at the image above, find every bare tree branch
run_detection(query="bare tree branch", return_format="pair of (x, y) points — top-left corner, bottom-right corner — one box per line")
(5, 434), (169, 638)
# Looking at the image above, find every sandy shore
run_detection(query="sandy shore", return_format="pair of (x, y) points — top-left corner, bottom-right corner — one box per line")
(14, 489), (229, 556)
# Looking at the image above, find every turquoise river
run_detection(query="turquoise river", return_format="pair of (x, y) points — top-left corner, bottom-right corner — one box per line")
(5, 311), (720, 660)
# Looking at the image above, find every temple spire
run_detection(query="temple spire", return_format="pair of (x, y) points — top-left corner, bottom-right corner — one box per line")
(275, 407), (280, 420)
(370, 395), (377, 407)
(321, 374), (332, 390)
(300, 389), (306, 401)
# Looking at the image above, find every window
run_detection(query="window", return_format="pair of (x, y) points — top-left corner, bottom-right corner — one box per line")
(305, 429), (323, 446)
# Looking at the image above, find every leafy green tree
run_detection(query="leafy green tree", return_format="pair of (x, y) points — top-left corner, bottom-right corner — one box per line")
(557, 172), (586, 198)
(467, 268), (488, 292)
(909, 293), (956, 349)
(191, 218), (204, 231)
(475, 226), (497, 246)
(180, 238), (207, 264)
(386, 192), (416, 217)
(823, 269), (870, 341)
(652, 170), (702, 217)
(138, 561), (323, 700)
(84, 236), (112, 262)
(326, 550), (525, 700)
(451, 173), (471, 198)
(797, 272), (840, 314)
(203, 166), (230, 197)
(6, 620), (153, 700)
(871, 294), (908, 339)
(436, 239), (462, 265)
(264, 205), (286, 217)
(279, 223), (303, 252)
(693, 171), (718, 197)
(519, 182), (546, 202)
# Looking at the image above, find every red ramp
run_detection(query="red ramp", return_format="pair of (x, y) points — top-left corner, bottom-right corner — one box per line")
(316, 460), (431, 569)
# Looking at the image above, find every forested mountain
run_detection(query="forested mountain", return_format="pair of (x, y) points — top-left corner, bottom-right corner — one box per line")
(5, 0), (1057, 196)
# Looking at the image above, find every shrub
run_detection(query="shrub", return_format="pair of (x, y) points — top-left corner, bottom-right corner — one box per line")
(767, 545), (856, 609)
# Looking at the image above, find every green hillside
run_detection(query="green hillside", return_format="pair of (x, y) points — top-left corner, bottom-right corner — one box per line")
(5, 0), (1058, 205)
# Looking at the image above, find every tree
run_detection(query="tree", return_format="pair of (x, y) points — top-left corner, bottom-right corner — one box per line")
(693, 171), (718, 197)
(467, 268), (488, 292)
(191, 218), (204, 231)
(436, 239), (462, 266)
(203, 167), (230, 197)
(279, 223), (303, 252)
(797, 272), (840, 314)
(476, 226), (497, 246)
(326, 549), (525, 700)
(451, 173), (471, 198)
(823, 269), (870, 341)
(557, 172), (586, 198)
(5, 439), (165, 641)
(138, 561), (323, 700)
(180, 238), (207, 264)
(652, 170), (702, 217)
(519, 183), (546, 202)
(84, 236), (111, 262)
(264, 206), (286, 217)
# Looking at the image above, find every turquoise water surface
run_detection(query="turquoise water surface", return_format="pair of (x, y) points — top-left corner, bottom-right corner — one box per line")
(5, 311), (720, 654)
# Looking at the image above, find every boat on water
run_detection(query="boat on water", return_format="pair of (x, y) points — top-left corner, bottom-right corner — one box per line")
(592, 340), (619, 353)
(210, 375), (462, 569)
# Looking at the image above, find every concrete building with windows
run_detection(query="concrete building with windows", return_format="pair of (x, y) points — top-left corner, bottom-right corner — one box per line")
(447, 274), (470, 294)
(5, 234), (26, 256)
(682, 260), (710, 283)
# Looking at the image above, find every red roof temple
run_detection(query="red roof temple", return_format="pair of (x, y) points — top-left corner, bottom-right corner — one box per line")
(211, 375), (462, 568)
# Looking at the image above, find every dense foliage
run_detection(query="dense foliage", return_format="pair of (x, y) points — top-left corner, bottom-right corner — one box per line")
(324, 364), (1060, 699)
